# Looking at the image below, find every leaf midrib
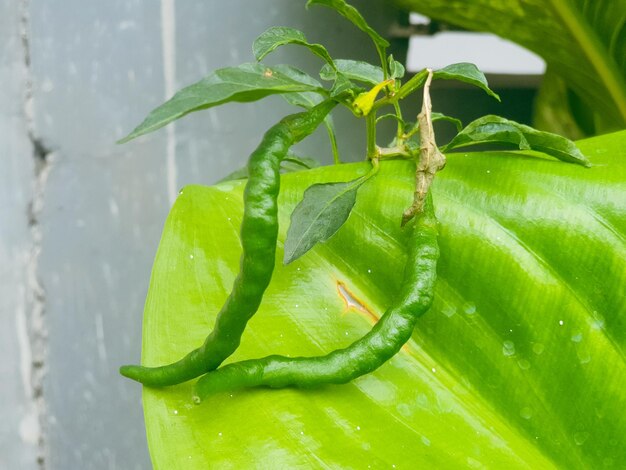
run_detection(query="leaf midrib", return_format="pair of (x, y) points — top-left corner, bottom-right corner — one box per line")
(549, 0), (626, 124)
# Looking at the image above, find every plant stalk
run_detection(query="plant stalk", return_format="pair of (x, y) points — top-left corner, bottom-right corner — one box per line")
(366, 112), (377, 159)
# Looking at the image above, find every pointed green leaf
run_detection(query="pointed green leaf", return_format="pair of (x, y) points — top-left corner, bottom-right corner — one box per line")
(253, 26), (336, 69)
(284, 178), (364, 264)
(267, 66), (341, 163)
(307, 0), (390, 52)
(140, 130), (626, 468)
(393, 0), (626, 131)
(219, 152), (321, 183)
(118, 63), (325, 143)
(376, 113), (405, 126)
(434, 62), (500, 101)
(329, 73), (359, 99)
(388, 55), (406, 79)
(443, 115), (590, 166)
(264, 66), (340, 164)
(272, 64), (325, 108)
(281, 154), (321, 171)
(320, 59), (384, 85)
(403, 113), (463, 142)
(432, 112), (463, 131)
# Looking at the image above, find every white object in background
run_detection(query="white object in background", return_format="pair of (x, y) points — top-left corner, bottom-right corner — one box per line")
(409, 13), (430, 24)
(407, 31), (546, 76)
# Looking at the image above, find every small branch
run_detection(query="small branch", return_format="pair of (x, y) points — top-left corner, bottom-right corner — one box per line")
(323, 117), (341, 165)
(377, 145), (410, 159)
(372, 69), (429, 113)
(392, 101), (403, 140)
(401, 69), (446, 226)
(365, 112), (377, 159)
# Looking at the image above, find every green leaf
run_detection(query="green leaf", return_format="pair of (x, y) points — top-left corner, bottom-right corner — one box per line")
(140, 130), (626, 468)
(272, 64), (326, 108)
(267, 66), (341, 163)
(376, 113), (405, 126)
(388, 55), (406, 79)
(394, 68), (429, 101)
(329, 73), (360, 99)
(433, 63), (500, 101)
(432, 112), (463, 131)
(443, 115), (590, 166)
(118, 63), (325, 143)
(284, 177), (364, 264)
(307, 0), (390, 61)
(403, 113), (463, 143)
(264, 66), (340, 164)
(218, 152), (321, 183)
(392, 0), (626, 132)
(253, 26), (335, 69)
(320, 59), (385, 85)
(281, 155), (321, 171)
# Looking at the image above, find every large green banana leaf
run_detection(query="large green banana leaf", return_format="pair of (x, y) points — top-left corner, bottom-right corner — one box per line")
(139, 130), (625, 469)
(393, 0), (626, 134)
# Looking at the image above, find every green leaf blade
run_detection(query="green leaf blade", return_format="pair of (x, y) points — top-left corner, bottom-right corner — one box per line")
(253, 26), (335, 68)
(272, 64), (326, 108)
(444, 115), (590, 166)
(320, 59), (385, 85)
(284, 179), (363, 264)
(432, 112), (463, 132)
(281, 154), (321, 171)
(140, 130), (626, 468)
(307, 0), (390, 77)
(388, 55), (406, 79)
(118, 63), (325, 143)
(433, 62), (500, 101)
(218, 152), (321, 183)
(307, 0), (390, 50)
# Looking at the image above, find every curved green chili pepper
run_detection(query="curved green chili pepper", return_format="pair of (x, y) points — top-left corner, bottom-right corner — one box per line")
(120, 100), (337, 386)
(192, 193), (439, 401)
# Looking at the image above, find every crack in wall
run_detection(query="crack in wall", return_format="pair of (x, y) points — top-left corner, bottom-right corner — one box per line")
(20, 0), (52, 468)
(25, 151), (52, 470)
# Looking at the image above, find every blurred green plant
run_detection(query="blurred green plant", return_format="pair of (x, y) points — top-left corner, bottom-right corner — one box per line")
(393, 0), (626, 138)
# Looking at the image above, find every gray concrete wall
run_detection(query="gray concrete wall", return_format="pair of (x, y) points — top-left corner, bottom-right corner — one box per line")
(0, 0), (39, 467)
(1, 1), (399, 468)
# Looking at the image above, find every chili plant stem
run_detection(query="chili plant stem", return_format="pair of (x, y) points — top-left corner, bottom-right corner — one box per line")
(366, 112), (377, 159)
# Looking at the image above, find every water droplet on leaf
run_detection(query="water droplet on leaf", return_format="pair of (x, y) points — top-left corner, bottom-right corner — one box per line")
(532, 343), (545, 355)
(463, 302), (476, 315)
(574, 431), (589, 446)
(502, 340), (516, 357)
(442, 305), (456, 318)
(520, 407), (533, 419)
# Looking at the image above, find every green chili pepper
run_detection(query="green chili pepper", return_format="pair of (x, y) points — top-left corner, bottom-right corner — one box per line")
(120, 100), (337, 386)
(192, 193), (439, 401)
